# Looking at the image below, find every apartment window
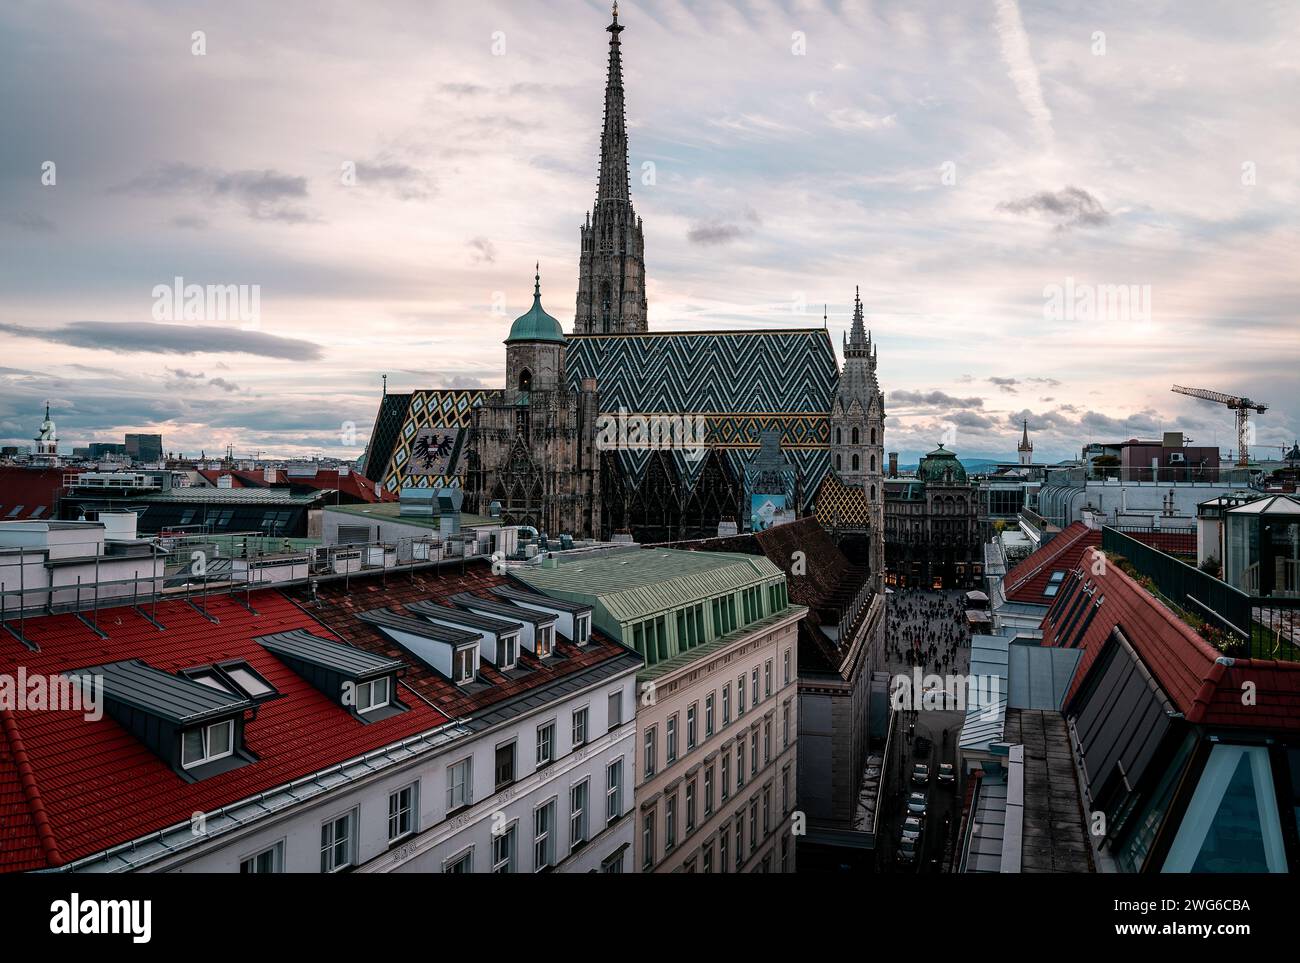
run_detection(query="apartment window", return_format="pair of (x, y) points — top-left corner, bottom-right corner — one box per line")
(575, 614), (590, 644)
(783, 649), (791, 686)
(749, 800), (759, 853)
(444, 849), (473, 873)
(537, 625), (554, 658)
(719, 828), (729, 873)
(736, 738), (746, 790)
(446, 757), (472, 812)
(687, 703), (698, 751)
(782, 765), (791, 815)
(608, 689), (623, 731)
(606, 758), (623, 825)
(764, 717), (772, 764)
(536, 721), (556, 768)
(454, 645), (477, 685)
(721, 753), (731, 800)
(751, 668), (760, 708)
(181, 719), (233, 769)
(665, 794), (677, 851)
(751, 731), (759, 776)
(704, 766), (714, 816)
(737, 674), (746, 718)
(388, 783), (417, 842)
(644, 726), (657, 779)
(642, 810), (656, 870)
(572, 706), (589, 748)
(686, 779), (697, 832)
(355, 677), (390, 714)
(703, 842), (714, 874)
(499, 634), (519, 670)
(705, 693), (715, 737)
(764, 660), (773, 698)
(570, 779), (590, 851)
(722, 684), (731, 726)
(783, 701), (791, 750)
(533, 799), (557, 871)
(320, 811), (355, 873)
(240, 841), (283, 874)
(781, 833), (790, 872)
(492, 823), (515, 873)
(601, 851), (624, 873)
(734, 815), (744, 865)
(666, 714), (678, 764)
(763, 787), (772, 834)
(495, 741), (516, 789)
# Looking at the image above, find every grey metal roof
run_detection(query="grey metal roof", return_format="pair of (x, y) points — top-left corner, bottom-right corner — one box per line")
(406, 599), (520, 634)
(357, 607), (481, 646)
(1008, 643), (1082, 710)
(136, 489), (329, 506)
(257, 629), (404, 679)
(65, 659), (252, 725)
(492, 583), (592, 614)
(463, 650), (643, 732)
(448, 592), (557, 627)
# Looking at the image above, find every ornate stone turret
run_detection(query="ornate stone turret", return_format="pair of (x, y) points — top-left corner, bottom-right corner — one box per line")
(574, 2), (648, 334)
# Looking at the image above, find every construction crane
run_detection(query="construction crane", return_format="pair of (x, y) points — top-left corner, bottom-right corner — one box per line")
(1171, 385), (1269, 467)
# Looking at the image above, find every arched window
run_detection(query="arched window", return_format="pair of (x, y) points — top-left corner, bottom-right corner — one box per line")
(851, 454), (860, 471)
(870, 455), (876, 472)
(851, 427), (860, 445)
(836, 428), (842, 445)
(870, 485), (876, 500)
(871, 428), (877, 445)
(835, 454), (842, 471)
(518, 368), (532, 393)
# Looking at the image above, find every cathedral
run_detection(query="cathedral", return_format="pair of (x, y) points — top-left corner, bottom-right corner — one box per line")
(363, 4), (885, 574)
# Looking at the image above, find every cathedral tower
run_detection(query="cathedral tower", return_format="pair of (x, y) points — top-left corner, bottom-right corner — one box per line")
(1018, 419), (1034, 466)
(831, 289), (886, 583)
(574, 2), (648, 334)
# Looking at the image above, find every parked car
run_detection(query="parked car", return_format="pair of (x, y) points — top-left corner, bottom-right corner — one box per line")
(911, 762), (930, 786)
(937, 763), (956, 784)
(907, 791), (928, 816)
(897, 836), (919, 865)
(901, 816), (924, 841)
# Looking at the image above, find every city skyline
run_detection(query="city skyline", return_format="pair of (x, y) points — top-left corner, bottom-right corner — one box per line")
(1, 0), (1296, 463)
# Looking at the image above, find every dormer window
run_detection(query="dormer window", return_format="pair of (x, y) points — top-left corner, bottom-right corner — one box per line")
(356, 677), (390, 713)
(537, 625), (553, 658)
(182, 719), (234, 769)
(499, 634), (519, 670)
(575, 615), (591, 646)
(258, 630), (407, 724)
(454, 645), (479, 685)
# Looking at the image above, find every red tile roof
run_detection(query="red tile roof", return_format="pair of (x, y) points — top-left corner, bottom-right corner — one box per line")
(301, 561), (635, 720)
(0, 591), (450, 871)
(1003, 522), (1101, 604)
(215, 468), (394, 504)
(0, 466), (81, 520)
(1042, 547), (1300, 731)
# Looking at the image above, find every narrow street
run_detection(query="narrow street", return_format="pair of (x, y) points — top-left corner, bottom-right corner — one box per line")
(877, 590), (973, 873)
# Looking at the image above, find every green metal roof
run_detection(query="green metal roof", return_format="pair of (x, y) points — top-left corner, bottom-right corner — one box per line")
(325, 501), (498, 529)
(505, 270), (565, 344)
(514, 548), (784, 624)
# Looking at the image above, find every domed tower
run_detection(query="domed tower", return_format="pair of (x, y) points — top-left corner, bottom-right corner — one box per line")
(32, 401), (59, 466)
(505, 265), (567, 403)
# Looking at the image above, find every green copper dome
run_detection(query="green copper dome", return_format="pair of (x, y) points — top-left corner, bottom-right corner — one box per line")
(506, 267), (566, 344)
(918, 444), (968, 483)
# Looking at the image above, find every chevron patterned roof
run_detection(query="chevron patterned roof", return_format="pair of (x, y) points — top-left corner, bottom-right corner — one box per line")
(565, 329), (838, 416)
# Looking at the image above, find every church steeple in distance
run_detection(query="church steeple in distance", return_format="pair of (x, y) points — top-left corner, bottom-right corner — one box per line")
(575, 2), (648, 335)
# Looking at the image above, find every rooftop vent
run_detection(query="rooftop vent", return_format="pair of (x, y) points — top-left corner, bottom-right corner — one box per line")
(258, 629), (407, 722)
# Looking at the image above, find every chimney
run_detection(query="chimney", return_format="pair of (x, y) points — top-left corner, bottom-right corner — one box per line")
(263, 466), (277, 484)
(217, 474), (233, 489)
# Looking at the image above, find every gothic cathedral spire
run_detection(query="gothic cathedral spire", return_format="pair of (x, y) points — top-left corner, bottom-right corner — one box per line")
(575, 2), (648, 334)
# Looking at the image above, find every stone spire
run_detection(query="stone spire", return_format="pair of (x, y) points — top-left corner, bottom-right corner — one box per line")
(575, 3), (648, 334)
(597, 2), (629, 206)
(1018, 418), (1034, 466)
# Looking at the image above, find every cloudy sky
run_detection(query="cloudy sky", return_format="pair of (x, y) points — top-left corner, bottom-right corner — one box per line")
(1, 0), (1296, 464)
